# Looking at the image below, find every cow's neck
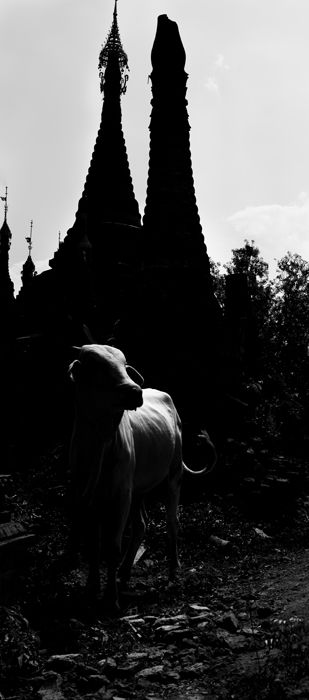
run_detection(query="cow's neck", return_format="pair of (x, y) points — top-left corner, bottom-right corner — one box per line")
(75, 405), (125, 439)
(70, 409), (127, 510)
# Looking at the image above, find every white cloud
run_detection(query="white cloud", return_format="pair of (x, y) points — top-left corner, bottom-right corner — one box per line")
(214, 53), (230, 71)
(226, 193), (309, 270)
(204, 76), (219, 93)
(205, 52), (230, 94)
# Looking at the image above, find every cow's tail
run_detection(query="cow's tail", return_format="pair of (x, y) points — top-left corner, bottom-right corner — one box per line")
(183, 460), (216, 476)
(183, 430), (218, 476)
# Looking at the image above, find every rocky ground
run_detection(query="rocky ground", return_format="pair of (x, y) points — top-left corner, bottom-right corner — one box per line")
(1, 442), (309, 700)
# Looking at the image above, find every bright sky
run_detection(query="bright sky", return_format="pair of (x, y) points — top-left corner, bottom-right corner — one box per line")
(1, 0), (309, 292)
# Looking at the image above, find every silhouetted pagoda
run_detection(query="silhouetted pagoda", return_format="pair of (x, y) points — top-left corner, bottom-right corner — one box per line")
(0, 188), (15, 328)
(20, 221), (36, 291)
(143, 15), (208, 269)
(138, 15), (222, 426)
(50, 0), (142, 340)
(0, 188), (16, 469)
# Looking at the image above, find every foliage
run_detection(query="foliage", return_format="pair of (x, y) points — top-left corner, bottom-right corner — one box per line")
(210, 241), (309, 444)
(224, 239), (269, 280)
(224, 240), (272, 337)
(209, 258), (225, 307)
(269, 252), (309, 395)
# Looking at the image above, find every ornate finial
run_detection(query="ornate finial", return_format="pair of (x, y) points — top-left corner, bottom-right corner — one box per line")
(58, 230), (61, 248)
(98, 0), (129, 94)
(1, 187), (8, 221)
(25, 220), (33, 256)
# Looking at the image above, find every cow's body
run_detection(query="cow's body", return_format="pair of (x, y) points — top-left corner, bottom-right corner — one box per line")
(68, 344), (214, 611)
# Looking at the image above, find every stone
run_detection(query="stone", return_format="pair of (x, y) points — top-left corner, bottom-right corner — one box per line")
(46, 654), (82, 671)
(218, 611), (239, 633)
(98, 657), (117, 677)
(180, 662), (206, 679)
(216, 629), (250, 651)
(136, 665), (164, 680)
(86, 674), (108, 690)
(116, 660), (145, 677)
(256, 604), (274, 619)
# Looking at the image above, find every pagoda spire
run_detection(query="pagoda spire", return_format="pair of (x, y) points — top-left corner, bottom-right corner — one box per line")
(1, 187), (8, 222)
(0, 187), (15, 311)
(98, 0), (129, 95)
(75, 0), (140, 231)
(143, 15), (208, 270)
(51, 0), (140, 278)
(21, 220), (36, 289)
(139, 16), (222, 425)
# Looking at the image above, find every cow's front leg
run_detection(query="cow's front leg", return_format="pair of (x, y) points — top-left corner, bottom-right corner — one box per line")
(102, 492), (131, 614)
(118, 500), (146, 588)
(86, 515), (101, 597)
(105, 564), (119, 614)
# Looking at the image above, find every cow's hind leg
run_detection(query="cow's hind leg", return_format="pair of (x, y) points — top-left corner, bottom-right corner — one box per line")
(166, 463), (182, 581)
(118, 500), (146, 588)
(102, 493), (132, 615)
(86, 515), (102, 597)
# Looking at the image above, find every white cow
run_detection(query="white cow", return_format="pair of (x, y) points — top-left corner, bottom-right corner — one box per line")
(68, 344), (216, 612)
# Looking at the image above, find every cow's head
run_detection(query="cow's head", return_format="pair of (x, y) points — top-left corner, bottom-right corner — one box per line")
(69, 344), (144, 413)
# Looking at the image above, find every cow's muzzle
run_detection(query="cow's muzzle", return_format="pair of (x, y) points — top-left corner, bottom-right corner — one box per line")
(117, 384), (143, 410)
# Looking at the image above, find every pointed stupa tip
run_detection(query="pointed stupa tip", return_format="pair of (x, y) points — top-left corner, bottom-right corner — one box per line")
(98, 0), (129, 94)
(151, 14), (186, 71)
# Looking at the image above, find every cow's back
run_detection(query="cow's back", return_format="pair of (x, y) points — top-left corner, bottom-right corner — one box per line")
(129, 389), (182, 494)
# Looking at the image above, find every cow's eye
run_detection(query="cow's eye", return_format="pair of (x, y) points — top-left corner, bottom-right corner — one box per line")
(126, 365), (144, 387)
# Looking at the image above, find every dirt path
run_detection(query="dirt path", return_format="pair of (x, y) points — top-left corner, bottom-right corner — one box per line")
(3, 463), (309, 699)
(259, 548), (309, 620)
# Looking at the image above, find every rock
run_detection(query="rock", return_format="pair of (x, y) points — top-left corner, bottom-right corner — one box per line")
(216, 629), (250, 651)
(75, 662), (100, 676)
(126, 651), (149, 660)
(97, 657), (117, 677)
(86, 674), (108, 690)
(37, 689), (65, 700)
(116, 660), (145, 677)
(153, 614), (188, 627)
(29, 671), (60, 687)
(46, 653), (82, 671)
(180, 662), (206, 679)
(197, 621), (212, 630)
(218, 611), (239, 633)
(209, 535), (230, 547)
(238, 612), (249, 621)
(136, 664), (180, 685)
(162, 670), (181, 682)
(155, 625), (192, 642)
(242, 626), (260, 636)
(253, 527), (272, 539)
(188, 603), (211, 613)
(148, 649), (166, 659)
(136, 665), (164, 680)
(256, 604), (273, 619)
(37, 672), (64, 700)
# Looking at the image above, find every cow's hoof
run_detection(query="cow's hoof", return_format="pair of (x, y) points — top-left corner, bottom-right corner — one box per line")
(166, 568), (181, 589)
(85, 582), (101, 601)
(100, 597), (121, 618)
(118, 577), (131, 593)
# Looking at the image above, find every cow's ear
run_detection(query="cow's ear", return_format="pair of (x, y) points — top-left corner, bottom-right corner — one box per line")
(68, 359), (81, 383)
(126, 365), (144, 387)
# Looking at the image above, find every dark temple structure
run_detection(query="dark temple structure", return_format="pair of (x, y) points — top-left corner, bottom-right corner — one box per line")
(49, 0), (142, 340)
(8, 4), (223, 454)
(0, 188), (15, 331)
(138, 15), (222, 426)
